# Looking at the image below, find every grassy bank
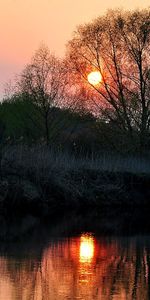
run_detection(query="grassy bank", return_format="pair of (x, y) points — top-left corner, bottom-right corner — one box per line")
(0, 145), (150, 219)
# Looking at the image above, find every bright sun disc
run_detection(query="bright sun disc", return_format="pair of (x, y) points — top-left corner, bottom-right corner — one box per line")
(88, 71), (102, 85)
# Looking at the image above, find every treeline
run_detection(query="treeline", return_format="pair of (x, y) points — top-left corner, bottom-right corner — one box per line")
(0, 95), (98, 152)
(0, 95), (148, 153)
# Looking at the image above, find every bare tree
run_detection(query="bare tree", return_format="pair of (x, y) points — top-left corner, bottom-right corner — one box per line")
(67, 9), (150, 149)
(19, 44), (66, 144)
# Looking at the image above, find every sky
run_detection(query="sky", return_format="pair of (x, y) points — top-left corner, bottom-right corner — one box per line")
(0, 0), (149, 98)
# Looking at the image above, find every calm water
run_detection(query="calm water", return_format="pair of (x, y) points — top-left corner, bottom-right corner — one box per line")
(0, 233), (150, 300)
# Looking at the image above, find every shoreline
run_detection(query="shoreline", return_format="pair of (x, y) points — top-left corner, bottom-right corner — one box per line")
(1, 170), (150, 213)
(0, 146), (150, 240)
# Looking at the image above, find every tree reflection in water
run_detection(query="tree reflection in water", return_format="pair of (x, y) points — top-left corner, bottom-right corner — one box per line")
(0, 234), (150, 299)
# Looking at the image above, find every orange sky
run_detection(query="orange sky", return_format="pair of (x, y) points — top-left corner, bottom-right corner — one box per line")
(0, 0), (149, 97)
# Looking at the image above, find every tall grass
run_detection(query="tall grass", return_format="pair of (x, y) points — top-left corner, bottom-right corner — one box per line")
(0, 144), (149, 223)
(1, 144), (150, 177)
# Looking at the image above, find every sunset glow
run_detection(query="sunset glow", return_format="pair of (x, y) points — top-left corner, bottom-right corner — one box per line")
(0, 1), (149, 97)
(88, 71), (102, 85)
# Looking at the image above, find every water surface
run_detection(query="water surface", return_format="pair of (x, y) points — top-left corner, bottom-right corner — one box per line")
(0, 233), (150, 299)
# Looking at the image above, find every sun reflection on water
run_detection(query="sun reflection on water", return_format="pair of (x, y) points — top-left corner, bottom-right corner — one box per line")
(79, 234), (94, 263)
(0, 234), (149, 299)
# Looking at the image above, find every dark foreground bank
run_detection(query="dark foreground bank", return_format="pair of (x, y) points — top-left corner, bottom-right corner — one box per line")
(1, 170), (150, 216)
(0, 145), (150, 239)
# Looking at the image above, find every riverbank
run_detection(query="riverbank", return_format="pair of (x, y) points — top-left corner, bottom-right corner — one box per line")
(1, 170), (150, 216)
(0, 145), (150, 239)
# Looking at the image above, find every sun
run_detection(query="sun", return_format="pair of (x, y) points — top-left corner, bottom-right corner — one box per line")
(87, 71), (102, 85)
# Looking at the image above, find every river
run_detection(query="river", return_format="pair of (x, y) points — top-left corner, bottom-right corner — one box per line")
(0, 231), (150, 299)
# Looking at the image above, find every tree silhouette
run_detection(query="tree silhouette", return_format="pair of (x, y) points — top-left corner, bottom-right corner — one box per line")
(67, 9), (150, 149)
(19, 44), (66, 144)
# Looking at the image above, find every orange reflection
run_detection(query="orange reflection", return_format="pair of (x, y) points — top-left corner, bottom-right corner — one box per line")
(0, 236), (150, 300)
(79, 234), (94, 263)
